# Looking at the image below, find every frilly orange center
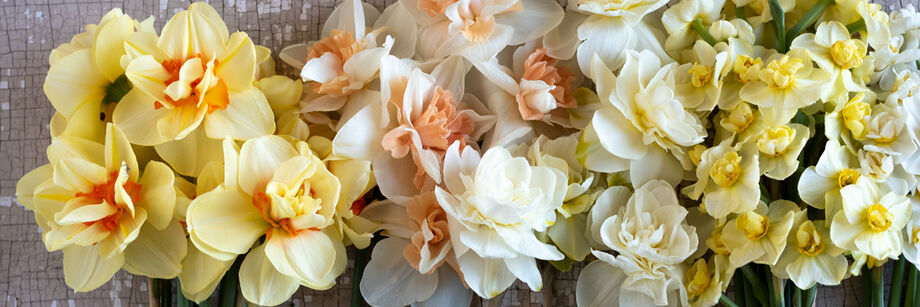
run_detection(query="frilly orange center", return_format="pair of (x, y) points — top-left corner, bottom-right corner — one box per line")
(306, 30), (367, 96)
(252, 191), (320, 239)
(74, 171), (143, 232)
(155, 55), (229, 113)
(516, 47), (576, 120)
(403, 191), (451, 273)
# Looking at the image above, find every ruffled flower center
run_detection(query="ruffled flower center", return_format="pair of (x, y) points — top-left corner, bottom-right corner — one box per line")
(720, 103), (755, 134)
(830, 39), (864, 70)
(403, 192), (451, 273)
(516, 48), (577, 120)
(75, 171), (143, 232)
(760, 55), (803, 90)
(837, 168), (860, 188)
(841, 93), (871, 139)
(252, 178), (326, 238)
(737, 211), (769, 240)
(794, 221), (825, 257)
(686, 259), (712, 297)
(306, 30), (367, 96)
(689, 63), (714, 88)
(710, 151), (742, 188)
(757, 125), (795, 157)
(867, 204), (893, 232)
(733, 55), (762, 83)
(156, 55), (229, 113)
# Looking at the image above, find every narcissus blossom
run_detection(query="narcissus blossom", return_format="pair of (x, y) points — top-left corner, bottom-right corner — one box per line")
(830, 177), (910, 260)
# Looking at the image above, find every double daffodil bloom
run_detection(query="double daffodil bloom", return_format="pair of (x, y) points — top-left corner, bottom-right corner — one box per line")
(830, 177), (910, 260)
(797, 140), (860, 217)
(186, 135), (346, 305)
(757, 123), (810, 180)
(790, 21), (868, 101)
(574, 0), (671, 74)
(16, 124), (182, 291)
(44, 8), (151, 142)
(773, 219), (848, 289)
(114, 3), (274, 174)
(739, 50), (831, 125)
(685, 256), (734, 307)
(674, 40), (732, 112)
(721, 200), (798, 268)
(683, 141), (760, 219)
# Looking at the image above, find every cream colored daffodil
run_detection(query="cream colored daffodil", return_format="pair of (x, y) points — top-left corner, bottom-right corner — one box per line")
(574, 0), (670, 75)
(773, 219), (848, 289)
(721, 200), (798, 268)
(674, 40), (732, 112)
(830, 176), (910, 260)
(902, 196), (920, 269)
(435, 143), (566, 298)
(16, 124), (182, 291)
(186, 135), (346, 305)
(862, 101), (918, 162)
(757, 123), (810, 180)
(683, 141), (760, 219)
(740, 50), (831, 126)
(661, 0), (726, 56)
(686, 256), (734, 307)
(576, 253), (686, 307)
(790, 21), (869, 101)
(713, 102), (767, 146)
(797, 139), (861, 219)
(588, 51), (706, 187)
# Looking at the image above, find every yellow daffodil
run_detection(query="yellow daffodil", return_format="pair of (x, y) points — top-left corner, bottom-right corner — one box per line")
(830, 176), (910, 260)
(790, 21), (868, 101)
(16, 124), (181, 291)
(113, 3), (274, 175)
(773, 219), (848, 289)
(686, 256), (734, 307)
(674, 40), (732, 112)
(713, 102), (766, 146)
(683, 141), (760, 219)
(721, 200), (798, 268)
(797, 140), (861, 220)
(186, 136), (346, 305)
(757, 123), (810, 180)
(739, 50), (831, 126)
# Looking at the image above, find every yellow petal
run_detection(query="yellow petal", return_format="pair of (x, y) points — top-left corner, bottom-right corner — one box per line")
(123, 219), (188, 279)
(187, 187), (267, 257)
(123, 31), (167, 63)
(44, 221), (110, 250)
(257, 75), (303, 115)
(179, 241), (233, 302)
(156, 102), (208, 140)
(276, 110), (311, 140)
(328, 159), (372, 215)
(204, 88), (275, 140)
(238, 135), (298, 194)
(58, 100), (106, 142)
(264, 228), (337, 284)
(196, 161), (224, 196)
(44, 49), (108, 118)
(53, 158), (107, 193)
(16, 164), (53, 211)
(154, 126), (223, 177)
(158, 2), (229, 60)
(125, 55), (171, 104)
(138, 161), (176, 230)
(32, 181), (73, 231)
(97, 207), (148, 258)
(63, 245), (124, 292)
(54, 199), (116, 225)
(221, 138), (241, 190)
(216, 32), (257, 90)
(105, 123), (139, 180)
(112, 89), (172, 146)
(238, 243), (300, 306)
(93, 14), (134, 82)
(47, 135), (105, 166)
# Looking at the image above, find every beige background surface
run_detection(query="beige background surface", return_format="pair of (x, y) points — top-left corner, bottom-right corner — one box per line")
(0, 0), (914, 306)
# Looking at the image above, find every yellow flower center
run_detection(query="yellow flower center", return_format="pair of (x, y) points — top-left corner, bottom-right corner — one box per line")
(760, 55), (804, 90)
(737, 211), (769, 240)
(757, 125), (795, 157)
(733, 55), (762, 83)
(707, 227), (731, 256)
(689, 145), (707, 166)
(157, 56), (229, 113)
(841, 93), (871, 139)
(710, 151), (742, 188)
(867, 204), (893, 232)
(837, 168), (860, 188)
(720, 102), (755, 134)
(686, 259), (713, 298)
(911, 226), (920, 245)
(794, 220), (825, 256)
(689, 63), (714, 88)
(830, 39), (865, 70)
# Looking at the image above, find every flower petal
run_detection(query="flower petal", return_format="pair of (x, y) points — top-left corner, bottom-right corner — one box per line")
(238, 243), (301, 306)
(44, 49), (108, 118)
(216, 32), (257, 90)
(360, 237), (438, 307)
(238, 135), (298, 194)
(63, 245), (124, 292)
(158, 2), (229, 60)
(204, 88), (275, 140)
(154, 125), (224, 177)
(187, 187), (267, 258)
(123, 219), (188, 279)
(264, 228), (337, 284)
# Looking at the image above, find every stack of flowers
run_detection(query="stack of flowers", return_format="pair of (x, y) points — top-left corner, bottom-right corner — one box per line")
(18, 0), (920, 306)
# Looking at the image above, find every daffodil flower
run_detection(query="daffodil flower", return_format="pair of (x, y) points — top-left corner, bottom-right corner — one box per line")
(756, 123), (810, 180)
(683, 141), (760, 219)
(830, 176), (910, 260)
(661, 0), (727, 56)
(674, 40), (732, 112)
(574, 0), (670, 74)
(712, 102), (767, 146)
(686, 256), (734, 307)
(790, 21), (869, 101)
(721, 200), (798, 268)
(435, 143), (566, 298)
(739, 49), (831, 126)
(16, 124), (181, 291)
(186, 136), (346, 305)
(798, 139), (861, 219)
(773, 219), (848, 289)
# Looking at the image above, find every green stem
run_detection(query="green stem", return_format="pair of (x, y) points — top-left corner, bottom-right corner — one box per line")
(908, 267), (919, 307)
(892, 256), (908, 307)
(864, 268), (873, 307)
(734, 268), (748, 307)
(871, 266), (884, 307)
(847, 19), (866, 33)
(741, 265), (770, 306)
(785, 0), (834, 48)
(804, 286), (817, 307)
(218, 257), (242, 307)
(721, 294), (741, 307)
(103, 74), (132, 105)
(352, 246), (370, 307)
(794, 287), (802, 307)
(691, 17), (718, 46)
(161, 279), (173, 307)
(768, 0), (787, 53)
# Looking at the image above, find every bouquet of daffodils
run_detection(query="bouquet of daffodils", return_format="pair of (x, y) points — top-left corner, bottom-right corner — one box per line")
(18, 0), (920, 306)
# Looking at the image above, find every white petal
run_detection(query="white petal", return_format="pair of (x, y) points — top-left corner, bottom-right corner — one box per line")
(360, 237), (438, 307)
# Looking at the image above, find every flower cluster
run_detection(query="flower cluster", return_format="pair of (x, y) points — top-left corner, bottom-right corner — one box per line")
(18, 0), (920, 306)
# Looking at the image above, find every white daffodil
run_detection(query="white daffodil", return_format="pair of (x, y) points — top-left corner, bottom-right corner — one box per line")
(862, 102), (918, 162)
(186, 136), (347, 305)
(683, 141), (760, 219)
(435, 143), (566, 298)
(858, 149), (917, 195)
(588, 50), (706, 187)
(674, 40), (732, 112)
(825, 91), (874, 152)
(790, 21), (869, 101)
(713, 102), (767, 146)
(797, 139), (861, 220)
(573, 0), (671, 75)
(830, 176), (910, 260)
(358, 193), (472, 307)
(756, 123), (809, 180)
(773, 219), (848, 289)
(902, 196), (920, 269)
(406, 0), (564, 62)
(740, 49), (831, 126)
(661, 0), (727, 56)
(15, 124), (181, 291)
(721, 200), (798, 268)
